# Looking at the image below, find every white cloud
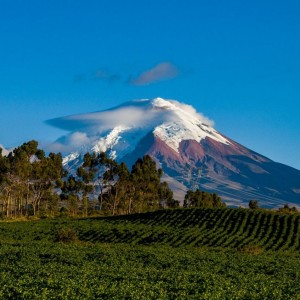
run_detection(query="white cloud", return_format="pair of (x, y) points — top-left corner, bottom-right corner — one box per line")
(129, 62), (179, 86)
(46, 98), (214, 155)
(46, 132), (91, 154)
(169, 100), (214, 127)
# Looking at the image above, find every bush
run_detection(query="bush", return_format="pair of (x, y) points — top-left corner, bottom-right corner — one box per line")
(55, 227), (78, 243)
(249, 200), (259, 210)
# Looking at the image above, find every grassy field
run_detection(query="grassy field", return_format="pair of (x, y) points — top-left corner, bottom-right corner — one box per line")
(1, 208), (300, 299)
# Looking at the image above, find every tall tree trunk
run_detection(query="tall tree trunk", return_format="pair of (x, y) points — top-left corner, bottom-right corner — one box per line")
(25, 181), (30, 216)
(111, 187), (120, 216)
(7, 192), (11, 218)
(99, 186), (103, 211)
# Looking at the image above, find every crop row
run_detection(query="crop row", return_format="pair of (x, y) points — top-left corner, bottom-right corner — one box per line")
(70, 209), (300, 251)
(0, 208), (299, 251)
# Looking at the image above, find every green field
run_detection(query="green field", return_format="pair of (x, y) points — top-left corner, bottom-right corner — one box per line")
(1, 208), (300, 299)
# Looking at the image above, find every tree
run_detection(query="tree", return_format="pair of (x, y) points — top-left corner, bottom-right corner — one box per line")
(184, 189), (226, 208)
(0, 141), (65, 217)
(249, 200), (259, 210)
(1, 141), (175, 217)
(29, 151), (65, 215)
(130, 155), (163, 212)
(100, 155), (173, 215)
(158, 181), (174, 208)
(76, 151), (119, 212)
(278, 204), (298, 214)
(106, 162), (131, 215)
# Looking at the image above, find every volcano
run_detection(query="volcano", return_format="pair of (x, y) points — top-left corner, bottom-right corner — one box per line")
(47, 98), (300, 208)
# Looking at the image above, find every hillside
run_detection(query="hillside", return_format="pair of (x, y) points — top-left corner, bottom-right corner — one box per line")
(1, 208), (300, 298)
(2, 208), (300, 251)
(83, 208), (300, 251)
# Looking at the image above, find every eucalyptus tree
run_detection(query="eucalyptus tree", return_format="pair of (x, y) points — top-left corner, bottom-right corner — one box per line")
(76, 151), (119, 212)
(0, 141), (65, 216)
(130, 155), (173, 213)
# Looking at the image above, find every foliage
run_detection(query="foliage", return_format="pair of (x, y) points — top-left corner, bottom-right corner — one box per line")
(72, 153), (174, 215)
(249, 199), (259, 209)
(278, 204), (298, 214)
(0, 211), (300, 298)
(1, 208), (300, 251)
(1, 143), (175, 218)
(55, 227), (78, 243)
(184, 189), (226, 208)
(0, 140), (64, 217)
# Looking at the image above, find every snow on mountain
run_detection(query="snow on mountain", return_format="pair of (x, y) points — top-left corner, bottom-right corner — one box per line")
(152, 98), (230, 153)
(47, 97), (229, 165)
(0, 145), (10, 156)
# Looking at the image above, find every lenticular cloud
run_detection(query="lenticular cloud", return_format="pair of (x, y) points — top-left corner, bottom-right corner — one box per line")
(46, 98), (214, 154)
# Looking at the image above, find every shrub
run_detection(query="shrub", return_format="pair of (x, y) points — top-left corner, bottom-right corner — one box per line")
(249, 200), (259, 210)
(55, 227), (78, 243)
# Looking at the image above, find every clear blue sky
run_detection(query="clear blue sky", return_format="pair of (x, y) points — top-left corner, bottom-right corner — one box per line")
(0, 0), (299, 169)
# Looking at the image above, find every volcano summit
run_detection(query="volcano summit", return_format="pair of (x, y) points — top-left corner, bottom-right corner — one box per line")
(47, 98), (300, 208)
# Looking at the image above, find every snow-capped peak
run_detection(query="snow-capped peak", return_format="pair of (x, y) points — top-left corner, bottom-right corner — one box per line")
(150, 98), (230, 152)
(47, 97), (230, 165)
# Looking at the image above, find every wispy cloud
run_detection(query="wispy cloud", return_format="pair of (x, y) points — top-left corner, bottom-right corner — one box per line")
(73, 69), (121, 84)
(92, 69), (121, 83)
(73, 62), (180, 86)
(128, 62), (179, 86)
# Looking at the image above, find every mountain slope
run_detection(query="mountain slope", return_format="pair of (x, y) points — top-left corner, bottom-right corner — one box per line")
(47, 98), (300, 208)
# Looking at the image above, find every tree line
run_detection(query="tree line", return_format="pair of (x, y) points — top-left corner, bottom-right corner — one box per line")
(0, 141), (65, 217)
(0, 140), (227, 218)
